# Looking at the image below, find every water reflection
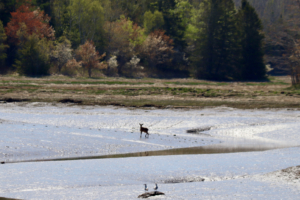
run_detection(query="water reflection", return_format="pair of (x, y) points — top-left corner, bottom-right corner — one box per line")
(11, 143), (295, 163)
(86, 143), (289, 159)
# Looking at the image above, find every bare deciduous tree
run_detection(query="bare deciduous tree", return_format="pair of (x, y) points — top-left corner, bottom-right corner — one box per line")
(75, 40), (106, 77)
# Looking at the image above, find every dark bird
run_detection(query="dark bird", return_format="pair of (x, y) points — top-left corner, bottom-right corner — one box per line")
(154, 183), (158, 190)
(144, 184), (148, 191)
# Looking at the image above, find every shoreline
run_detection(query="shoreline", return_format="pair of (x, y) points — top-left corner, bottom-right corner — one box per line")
(1, 97), (300, 110)
(1, 75), (299, 109)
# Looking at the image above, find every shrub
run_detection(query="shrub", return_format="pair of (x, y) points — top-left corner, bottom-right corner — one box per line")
(104, 16), (145, 74)
(14, 33), (51, 76)
(141, 30), (174, 73)
(51, 36), (73, 73)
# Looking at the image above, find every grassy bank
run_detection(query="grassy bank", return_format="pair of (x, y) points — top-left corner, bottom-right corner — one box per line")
(0, 75), (299, 109)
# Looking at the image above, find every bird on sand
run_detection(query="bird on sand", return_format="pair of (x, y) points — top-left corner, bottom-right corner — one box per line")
(154, 183), (158, 190)
(144, 184), (148, 191)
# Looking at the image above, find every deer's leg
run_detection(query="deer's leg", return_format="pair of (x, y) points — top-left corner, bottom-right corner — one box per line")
(140, 131), (142, 138)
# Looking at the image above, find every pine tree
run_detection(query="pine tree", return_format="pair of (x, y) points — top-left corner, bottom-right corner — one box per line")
(194, 0), (240, 80)
(149, 0), (186, 50)
(238, 0), (265, 80)
(14, 24), (51, 76)
(14, 35), (51, 76)
(0, 20), (8, 70)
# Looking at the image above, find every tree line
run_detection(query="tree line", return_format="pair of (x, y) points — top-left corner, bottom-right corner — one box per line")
(0, 0), (268, 80)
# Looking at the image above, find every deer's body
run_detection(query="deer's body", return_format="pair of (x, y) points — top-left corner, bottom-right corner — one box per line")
(139, 123), (149, 138)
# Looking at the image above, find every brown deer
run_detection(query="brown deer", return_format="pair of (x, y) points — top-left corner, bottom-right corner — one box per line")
(139, 123), (149, 138)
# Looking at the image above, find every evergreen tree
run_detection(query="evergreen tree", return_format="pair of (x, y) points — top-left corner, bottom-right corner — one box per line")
(193, 0), (240, 80)
(14, 24), (51, 76)
(14, 35), (51, 76)
(0, 20), (9, 70)
(35, 0), (52, 17)
(0, 0), (18, 26)
(238, 0), (265, 80)
(149, 0), (187, 50)
(116, 0), (149, 25)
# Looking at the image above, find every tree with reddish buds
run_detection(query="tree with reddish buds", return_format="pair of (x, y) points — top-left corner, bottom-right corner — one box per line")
(5, 4), (55, 45)
(75, 40), (106, 77)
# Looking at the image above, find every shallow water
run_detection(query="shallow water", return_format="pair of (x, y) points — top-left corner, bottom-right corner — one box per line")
(6, 142), (293, 164)
(1, 103), (300, 163)
(1, 104), (300, 200)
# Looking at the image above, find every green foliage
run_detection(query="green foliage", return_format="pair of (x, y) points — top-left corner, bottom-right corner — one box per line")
(143, 10), (164, 34)
(52, 0), (71, 38)
(171, 0), (192, 28)
(14, 34), (51, 76)
(67, 0), (105, 49)
(148, 0), (187, 50)
(104, 16), (145, 73)
(2, 0), (269, 79)
(193, 0), (240, 80)
(113, 0), (149, 25)
(119, 16), (145, 47)
(0, 20), (8, 69)
(238, 0), (266, 80)
(184, 6), (201, 44)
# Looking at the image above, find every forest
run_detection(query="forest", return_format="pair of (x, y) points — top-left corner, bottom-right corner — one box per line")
(0, 0), (299, 82)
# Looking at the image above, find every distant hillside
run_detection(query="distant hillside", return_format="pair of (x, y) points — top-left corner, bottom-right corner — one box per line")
(234, 0), (290, 27)
(234, 0), (298, 75)
(191, 0), (292, 30)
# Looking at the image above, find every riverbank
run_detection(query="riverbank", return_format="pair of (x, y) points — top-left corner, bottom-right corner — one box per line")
(1, 75), (299, 109)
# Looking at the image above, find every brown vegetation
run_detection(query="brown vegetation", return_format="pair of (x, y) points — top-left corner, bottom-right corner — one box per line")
(0, 76), (300, 109)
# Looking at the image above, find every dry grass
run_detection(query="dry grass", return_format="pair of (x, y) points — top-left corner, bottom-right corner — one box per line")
(0, 75), (299, 109)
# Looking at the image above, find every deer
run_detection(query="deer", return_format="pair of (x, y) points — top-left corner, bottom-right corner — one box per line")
(139, 123), (149, 138)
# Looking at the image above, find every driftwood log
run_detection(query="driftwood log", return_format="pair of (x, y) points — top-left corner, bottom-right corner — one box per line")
(138, 191), (165, 198)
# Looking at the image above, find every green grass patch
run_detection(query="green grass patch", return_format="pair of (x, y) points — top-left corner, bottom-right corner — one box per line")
(1, 89), (15, 93)
(106, 87), (226, 97)
(81, 98), (300, 109)
(88, 89), (107, 95)
(17, 84), (41, 88)
(0, 79), (155, 86)
(41, 81), (155, 85)
(245, 82), (289, 86)
(165, 81), (228, 86)
(287, 84), (300, 90)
